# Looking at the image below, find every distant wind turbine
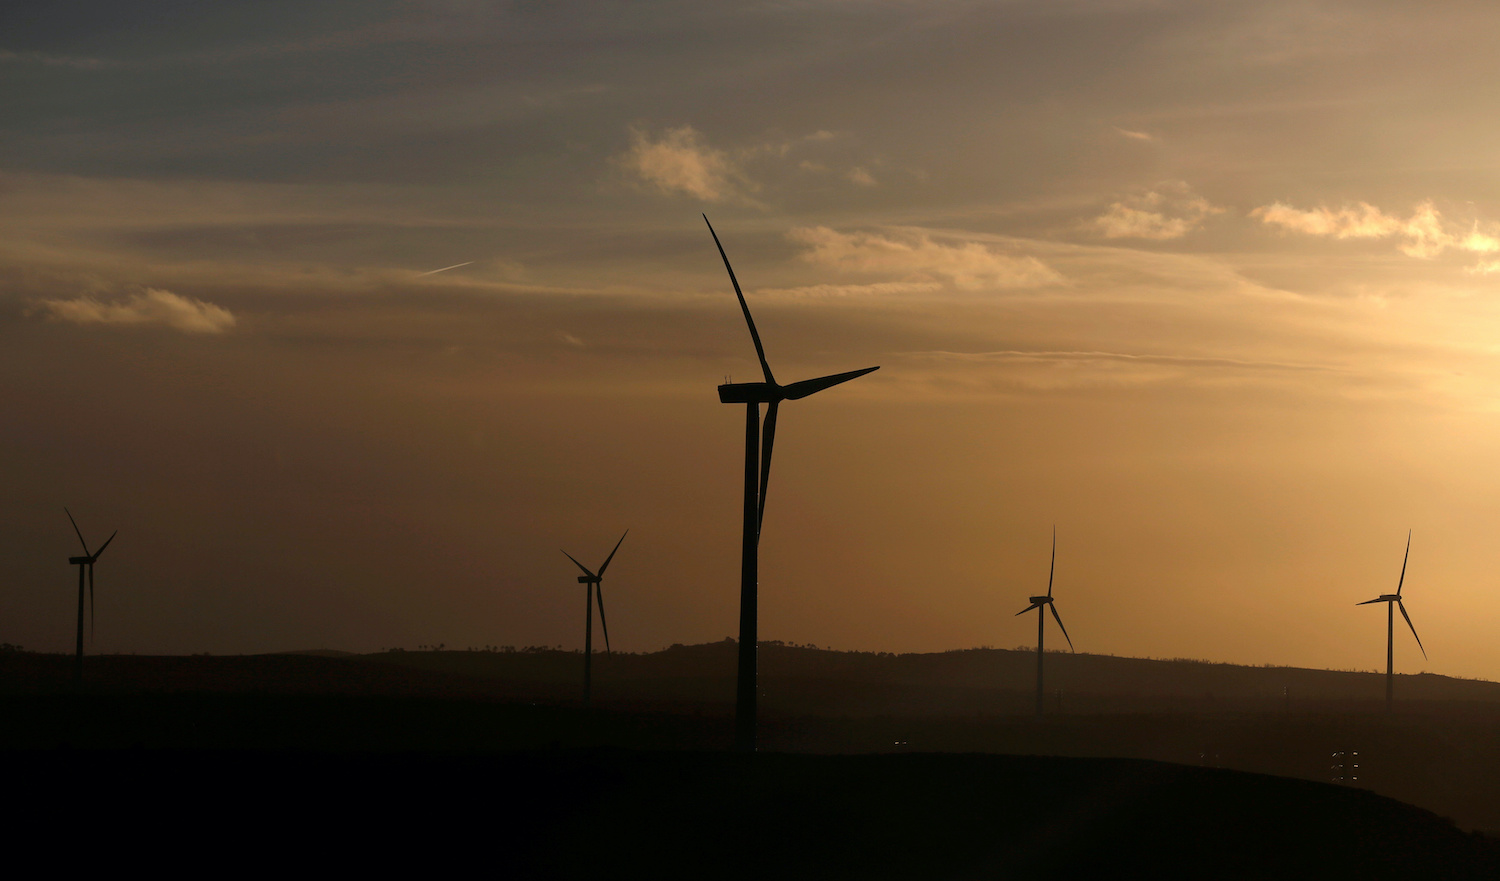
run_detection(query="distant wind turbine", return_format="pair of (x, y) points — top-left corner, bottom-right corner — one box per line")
(704, 215), (880, 752)
(1016, 527), (1073, 716)
(65, 508), (116, 683)
(1357, 530), (1426, 712)
(561, 530), (627, 708)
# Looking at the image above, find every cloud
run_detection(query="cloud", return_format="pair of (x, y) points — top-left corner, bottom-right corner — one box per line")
(0, 49), (112, 70)
(1461, 227), (1500, 254)
(1251, 199), (1500, 261)
(796, 159), (878, 187)
(31, 288), (236, 334)
(888, 349), (1341, 395)
(1251, 201), (1402, 239)
(758, 281), (943, 298)
(615, 125), (884, 203)
(788, 227), (1062, 289)
(901, 349), (1329, 373)
(616, 125), (754, 202)
(1094, 204), (1198, 240)
(1092, 184), (1222, 240)
(1114, 127), (1157, 142)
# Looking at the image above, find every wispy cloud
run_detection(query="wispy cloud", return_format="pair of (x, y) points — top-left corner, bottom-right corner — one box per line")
(1113, 127), (1157, 142)
(1092, 183), (1221, 240)
(888, 348), (1343, 395)
(615, 125), (883, 202)
(788, 227), (1062, 289)
(758, 281), (943, 298)
(30, 288), (236, 334)
(417, 261), (474, 277)
(0, 49), (113, 70)
(901, 349), (1331, 372)
(1251, 201), (1401, 239)
(1252, 200), (1500, 261)
(616, 125), (755, 203)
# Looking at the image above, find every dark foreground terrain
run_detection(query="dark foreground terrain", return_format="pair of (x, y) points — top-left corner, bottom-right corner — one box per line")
(3, 692), (1498, 878)
(6, 649), (1500, 876)
(7, 648), (1500, 834)
(8, 745), (1498, 879)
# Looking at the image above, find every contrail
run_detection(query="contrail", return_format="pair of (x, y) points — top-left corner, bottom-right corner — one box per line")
(417, 261), (474, 276)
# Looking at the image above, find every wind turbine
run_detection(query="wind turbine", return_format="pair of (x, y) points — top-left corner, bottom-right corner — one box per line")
(561, 530), (627, 708)
(1357, 530), (1426, 712)
(1016, 527), (1073, 716)
(64, 508), (117, 683)
(705, 215), (879, 752)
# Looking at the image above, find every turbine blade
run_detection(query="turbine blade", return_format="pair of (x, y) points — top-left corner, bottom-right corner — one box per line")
(1356, 598), (1386, 606)
(781, 366), (880, 401)
(704, 215), (775, 386)
(1047, 526), (1056, 598)
(93, 530), (118, 560)
(1396, 530), (1411, 597)
(65, 508), (89, 555)
(757, 400), (778, 534)
(1016, 604), (1041, 616)
(596, 584), (611, 655)
(1398, 600), (1426, 660)
(597, 530), (629, 577)
(561, 550), (595, 579)
(1050, 603), (1075, 652)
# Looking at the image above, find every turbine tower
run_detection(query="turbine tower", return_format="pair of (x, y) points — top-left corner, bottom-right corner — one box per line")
(65, 508), (117, 683)
(1016, 527), (1073, 716)
(1357, 530), (1426, 712)
(705, 215), (879, 752)
(561, 530), (627, 708)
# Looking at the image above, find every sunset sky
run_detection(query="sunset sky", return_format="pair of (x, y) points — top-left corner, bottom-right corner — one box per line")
(5, 1), (1500, 680)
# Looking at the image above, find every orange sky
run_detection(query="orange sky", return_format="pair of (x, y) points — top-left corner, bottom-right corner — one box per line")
(4, 1), (1500, 680)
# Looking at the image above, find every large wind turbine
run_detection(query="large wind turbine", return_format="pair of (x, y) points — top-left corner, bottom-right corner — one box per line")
(561, 530), (627, 708)
(705, 215), (879, 752)
(1016, 527), (1073, 716)
(1357, 530), (1426, 712)
(65, 508), (117, 683)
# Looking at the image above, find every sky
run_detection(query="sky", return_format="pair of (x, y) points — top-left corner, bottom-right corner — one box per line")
(5, 0), (1500, 679)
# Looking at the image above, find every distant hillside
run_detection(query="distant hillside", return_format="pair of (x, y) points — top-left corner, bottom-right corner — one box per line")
(355, 641), (1500, 715)
(7, 642), (1497, 714)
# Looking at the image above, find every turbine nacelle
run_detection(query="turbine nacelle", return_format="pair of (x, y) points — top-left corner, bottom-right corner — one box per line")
(69, 556), (91, 565)
(1359, 594), (1402, 604)
(719, 382), (781, 404)
(577, 575), (599, 584)
(1028, 596), (1053, 606)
